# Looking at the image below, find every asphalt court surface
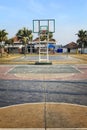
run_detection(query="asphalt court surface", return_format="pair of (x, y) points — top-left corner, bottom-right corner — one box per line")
(0, 64), (87, 107)
(0, 79), (87, 107)
(13, 55), (81, 62)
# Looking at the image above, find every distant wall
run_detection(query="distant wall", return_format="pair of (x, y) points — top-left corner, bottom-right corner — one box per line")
(84, 48), (87, 53)
(70, 49), (77, 53)
(62, 48), (67, 53)
(78, 48), (87, 54)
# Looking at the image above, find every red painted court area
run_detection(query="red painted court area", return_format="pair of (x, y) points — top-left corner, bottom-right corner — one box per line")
(0, 64), (87, 81)
(0, 65), (17, 80)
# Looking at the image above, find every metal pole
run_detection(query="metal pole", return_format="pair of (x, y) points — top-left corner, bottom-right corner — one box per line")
(47, 33), (49, 62)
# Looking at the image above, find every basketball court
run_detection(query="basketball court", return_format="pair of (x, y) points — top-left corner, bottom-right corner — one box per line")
(0, 19), (87, 129)
(0, 59), (87, 128)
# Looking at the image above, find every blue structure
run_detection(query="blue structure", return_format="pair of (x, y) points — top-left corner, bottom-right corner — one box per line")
(48, 43), (55, 49)
(56, 48), (63, 53)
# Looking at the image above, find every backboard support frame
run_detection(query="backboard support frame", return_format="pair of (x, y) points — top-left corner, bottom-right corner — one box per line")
(33, 19), (55, 33)
(33, 19), (55, 64)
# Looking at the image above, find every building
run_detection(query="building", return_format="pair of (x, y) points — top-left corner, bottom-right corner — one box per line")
(63, 42), (78, 53)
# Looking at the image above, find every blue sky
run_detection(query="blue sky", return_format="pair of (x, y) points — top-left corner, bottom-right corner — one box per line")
(0, 0), (87, 45)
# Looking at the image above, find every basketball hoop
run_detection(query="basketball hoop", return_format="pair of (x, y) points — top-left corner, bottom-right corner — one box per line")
(33, 19), (55, 64)
(40, 30), (48, 34)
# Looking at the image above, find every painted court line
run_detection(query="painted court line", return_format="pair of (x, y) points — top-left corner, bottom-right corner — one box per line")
(71, 65), (83, 73)
(0, 102), (87, 110)
(0, 128), (87, 130)
(4, 65), (16, 75)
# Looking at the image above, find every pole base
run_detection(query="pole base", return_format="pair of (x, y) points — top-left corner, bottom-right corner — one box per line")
(35, 61), (52, 65)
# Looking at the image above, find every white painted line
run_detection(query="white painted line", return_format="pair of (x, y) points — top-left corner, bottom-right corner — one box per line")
(45, 102), (87, 108)
(0, 128), (86, 130)
(0, 128), (45, 130)
(71, 65), (83, 73)
(4, 65), (16, 75)
(0, 102), (87, 110)
(0, 102), (45, 110)
(47, 128), (87, 130)
(20, 56), (25, 59)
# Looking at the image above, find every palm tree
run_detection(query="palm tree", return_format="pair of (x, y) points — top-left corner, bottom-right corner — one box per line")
(16, 27), (33, 54)
(0, 29), (8, 57)
(5, 38), (14, 45)
(5, 38), (14, 55)
(40, 31), (53, 41)
(49, 32), (53, 40)
(76, 30), (87, 53)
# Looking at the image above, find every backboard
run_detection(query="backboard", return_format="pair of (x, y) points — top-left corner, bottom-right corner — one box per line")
(33, 19), (55, 33)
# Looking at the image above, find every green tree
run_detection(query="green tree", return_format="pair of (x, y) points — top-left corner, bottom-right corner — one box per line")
(49, 32), (53, 40)
(76, 30), (87, 53)
(0, 29), (8, 44)
(5, 38), (14, 45)
(0, 29), (8, 57)
(40, 31), (53, 41)
(16, 27), (33, 54)
(5, 38), (14, 55)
